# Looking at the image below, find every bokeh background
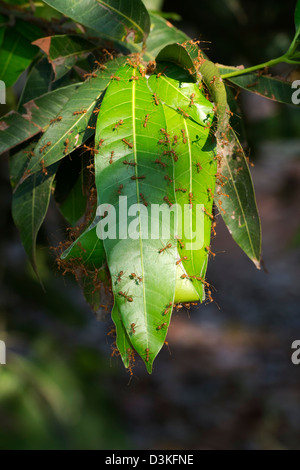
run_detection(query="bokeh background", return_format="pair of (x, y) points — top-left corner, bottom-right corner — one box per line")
(0, 0), (300, 450)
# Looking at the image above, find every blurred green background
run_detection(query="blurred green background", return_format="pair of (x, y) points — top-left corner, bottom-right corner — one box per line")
(0, 0), (300, 450)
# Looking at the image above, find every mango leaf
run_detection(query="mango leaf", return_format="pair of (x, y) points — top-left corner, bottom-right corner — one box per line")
(215, 128), (262, 267)
(94, 63), (177, 373)
(156, 43), (261, 267)
(12, 155), (57, 274)
(219, 65), (299, 106)
(0, 24), (38, 87)
(111, 304), (134, 369)
(43, 0), (150, 43)
(26, 57), (126, 175)
(33, 35), (97, 80)
(18, 59), (54, 108)
(140, 13), (188, 60)
(0, 84), (79, 155)
(61, 217), (105, 269)
(54, 152), (91, 226)
(148, 65), (216, 302)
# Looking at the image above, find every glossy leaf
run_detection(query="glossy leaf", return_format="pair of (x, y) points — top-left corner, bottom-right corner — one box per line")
(18, 59), (54, 109)
(33, 35), (97, 80)
(0, 84), (79, 155)
(61, 217), (105, 269)
(0, 25), (38, 87)
(149, 66), (216, 301)
(141, 13), (188, 60)
(219, 65), (299, 106)
(43, 0), (150, 43)
(12, 156), (57, 274)
(111, 304), (133, 369)
(26, 57), (126, 175)
(94, 63), (177, 372)
(215, 127), (262, 267)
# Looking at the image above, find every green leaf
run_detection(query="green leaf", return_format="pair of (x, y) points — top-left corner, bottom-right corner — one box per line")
(219, 65), (299, 106)
(12, 158), (57, 274)
(95, 63), (177, 373)
(26, 57), (126, 175)
(111, 304), (134, 369)
(61, 217), (105, 269)
(33, 35), (98, 80)
(155, 44), (262, 267)
(18, 59), (54, 109)
(215, 127), (262, 267)
(149, 65), (217, 302)
(0, 25), (38, 87)
(142, 13), (188, 60)
(43, 0), (150, 43)
(54, 152), (91, 226)
(0, 84), (79, 155)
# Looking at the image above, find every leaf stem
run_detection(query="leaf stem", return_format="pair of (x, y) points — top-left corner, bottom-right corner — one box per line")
(221, 55), (288, 79)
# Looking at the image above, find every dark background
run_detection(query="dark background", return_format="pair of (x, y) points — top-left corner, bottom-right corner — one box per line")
(0, 0), (300, 450)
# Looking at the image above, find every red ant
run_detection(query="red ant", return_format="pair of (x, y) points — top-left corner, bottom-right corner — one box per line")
(115, 271), (124, 283)
(164, 175), (173, 184)
(178, 107), (189, 118)
(156, 322), (167, 330)
(73, 110), (87, 115)
(83, 72), (97, 79)
(159, 243), (172, 254)
(123, 160), (136, 167)
(175, 188), (187, 193)
(64, 138), (70, 155)
(83, 144), (98, 155)
(41, 159), (48, 176)
(111, 75), (121, 81)
(163, 195), (173, 207)
(39, 141), (51, 154)
(156, 66), (168, 78)
(176, 256), (188, 265)
(122, 138), (133, 149)
(109, 151), (114, 164)
(130, 323), (136, 334)
(155, 158), (167, 168)
(203, 207), (214, 220)
(175, 237), (185, 249)
(130, 75), (139, 81)
(188, 192), (194, 207)
(195, 162), (202, 172)
(173, 135), (178, 145)
(130, 273), (143, 283)
(139, 193), (148, 207)
(189, 93), (195, 107)
(113, 119), (124, 131)
(131, 175), (145, 180)
(143, 114), (150, 128)
(117, 184), (123, 195)
(118, 291), (133, 302)
(181, 129), (187, 144)
(50, 116), (62, 124)
(153, 93), (160, 106)
(145, 348), (150, 362)
(163, 301), (173, 315)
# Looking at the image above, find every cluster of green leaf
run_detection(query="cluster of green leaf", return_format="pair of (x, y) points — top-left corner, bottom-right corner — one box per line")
(0, 0), (299, 373)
